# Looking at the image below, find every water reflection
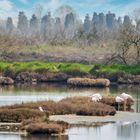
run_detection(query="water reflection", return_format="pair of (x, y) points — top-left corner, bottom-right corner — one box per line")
(67, 123), (140, 140)
(0, 123), (139, 140)
(0, 84), (140, 112)
(21, 135), (68, 140)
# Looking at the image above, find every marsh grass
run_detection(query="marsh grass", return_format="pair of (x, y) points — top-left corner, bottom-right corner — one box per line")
(1, 96), (116, 118)
(0, 108), (44, 123)
(90, 64), (140, 75)
(26, 122), (64, 134)
(0, 61), (140, 78)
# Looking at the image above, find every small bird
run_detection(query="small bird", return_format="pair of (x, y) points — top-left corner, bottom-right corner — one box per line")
(91, 93), (102, 102)
(92, 97), (98, 102)
(39, 106), (44, 112)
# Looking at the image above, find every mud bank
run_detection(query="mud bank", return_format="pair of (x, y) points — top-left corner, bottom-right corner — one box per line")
(50, 111), (140, 125)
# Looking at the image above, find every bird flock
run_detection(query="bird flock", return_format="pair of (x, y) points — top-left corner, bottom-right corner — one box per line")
(90, 92), (134, 103)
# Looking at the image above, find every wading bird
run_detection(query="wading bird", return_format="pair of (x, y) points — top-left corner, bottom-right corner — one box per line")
(121, 93), (134, 101)
(39, 106), (44, 112)
(115, 96), (124, 103)
(115, 96), (124, 111)
(91, 93), (102, 102)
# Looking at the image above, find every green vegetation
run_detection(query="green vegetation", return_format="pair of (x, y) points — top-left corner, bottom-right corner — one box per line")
(90, 64), (140, 75)
(0, 61), (91, 76)
(0, 61), (140, 76)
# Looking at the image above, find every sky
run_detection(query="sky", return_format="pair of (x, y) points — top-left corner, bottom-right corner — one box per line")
(0, 0), (140, 21)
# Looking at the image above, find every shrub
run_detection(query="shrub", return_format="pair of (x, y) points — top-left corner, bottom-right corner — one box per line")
(56, 97), (116, 116)
(0, 108), (44, 123)
(90, 64), (102, 74)
(26, 122), (64, 134)
(76, 103), (116, 116)
(67, 78), (110, 87)
(1, 97), (116, 116)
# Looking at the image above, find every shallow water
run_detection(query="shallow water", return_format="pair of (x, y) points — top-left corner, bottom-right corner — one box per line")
(0, 83), (140, 140)
(0, 83), (140, 112)
(0, 122), (140, 140)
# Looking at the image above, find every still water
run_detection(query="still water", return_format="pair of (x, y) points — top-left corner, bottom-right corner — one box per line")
(0, 83), (140, 140)
(0, 83), (140, 112)
(0, 123), (140, 140)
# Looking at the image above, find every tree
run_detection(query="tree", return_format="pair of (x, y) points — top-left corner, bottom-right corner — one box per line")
(115, 24), (140, 64)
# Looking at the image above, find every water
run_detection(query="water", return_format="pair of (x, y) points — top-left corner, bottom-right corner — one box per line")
(0, 83), (140, 140)
(0, 83), (140, 112)
(0, 122), (140, 140)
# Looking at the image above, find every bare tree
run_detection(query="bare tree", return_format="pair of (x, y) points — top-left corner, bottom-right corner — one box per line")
(115, 24), (140, 65)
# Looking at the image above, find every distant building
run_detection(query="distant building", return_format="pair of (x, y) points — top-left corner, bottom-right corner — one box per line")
(17, 11), (28, 35)
(136, 20), (140, 33)
(64, 12), (75, 28)
(92, 12), (99, 28)
(106, 12), (116, 29)
(123, 15), (131, 26)
(84, 14), (92, 33)
(98, 13), (106, 27)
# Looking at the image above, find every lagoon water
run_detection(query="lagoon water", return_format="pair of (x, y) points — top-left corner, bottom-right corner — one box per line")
(0, 83), (140, 112)
(0, 83), (140, 140)
(0, 122), (140, 140)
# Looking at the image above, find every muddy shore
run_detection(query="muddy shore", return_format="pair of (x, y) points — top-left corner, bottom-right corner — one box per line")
(0, 111), (139, 135)
(50, 111), (140, 125)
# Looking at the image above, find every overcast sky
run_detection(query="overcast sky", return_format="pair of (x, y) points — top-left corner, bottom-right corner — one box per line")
(0, 0), (140, 20)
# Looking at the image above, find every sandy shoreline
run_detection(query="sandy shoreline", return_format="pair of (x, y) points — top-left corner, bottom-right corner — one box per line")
(50, 111), (140, 125)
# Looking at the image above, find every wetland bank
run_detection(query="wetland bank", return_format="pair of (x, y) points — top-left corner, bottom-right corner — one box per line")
(0, 62), (140, 139)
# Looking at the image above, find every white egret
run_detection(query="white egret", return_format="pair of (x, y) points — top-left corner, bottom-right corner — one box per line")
(39, 106), (44, 112)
